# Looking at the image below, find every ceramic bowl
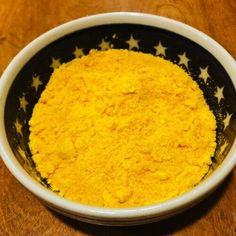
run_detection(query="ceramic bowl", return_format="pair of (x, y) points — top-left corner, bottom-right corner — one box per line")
(0, 12), (236, 226)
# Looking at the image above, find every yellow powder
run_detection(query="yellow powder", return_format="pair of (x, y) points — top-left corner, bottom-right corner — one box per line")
(29, 49), (216, 208)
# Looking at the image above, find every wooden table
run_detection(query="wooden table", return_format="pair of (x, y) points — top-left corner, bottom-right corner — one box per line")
(0, 1), (235, 235)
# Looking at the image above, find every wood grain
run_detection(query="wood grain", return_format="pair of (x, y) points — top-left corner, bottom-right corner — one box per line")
(0, 0), (235, 235)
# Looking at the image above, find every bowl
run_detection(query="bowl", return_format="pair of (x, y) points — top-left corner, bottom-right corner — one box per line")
(0, 12), (236, 226)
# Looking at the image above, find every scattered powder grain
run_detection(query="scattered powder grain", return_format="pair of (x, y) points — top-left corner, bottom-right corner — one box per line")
(29, 49), (216, 208)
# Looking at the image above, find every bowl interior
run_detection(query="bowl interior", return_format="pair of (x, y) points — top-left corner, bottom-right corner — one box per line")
(4, 24), (236, 190)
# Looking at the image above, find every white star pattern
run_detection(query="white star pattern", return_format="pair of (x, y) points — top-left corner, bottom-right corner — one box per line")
(178, 52), (190, 67)
(14, 119), (22, 136)
(215, 86), (224, 103)
(32, 75), (42, 92)
(219, 141), (228, 155)
(154, 41), (167, 56)
(73, 47), (84, 58)
(99, 39), (110, 51)
(50, 57), (61, 69)
(199, 66), (210, 83)
(126, 34), (139, 50)
(19, 95), (28, 112)
(223, 113), (232, 129)
(18, 146), (26, 158)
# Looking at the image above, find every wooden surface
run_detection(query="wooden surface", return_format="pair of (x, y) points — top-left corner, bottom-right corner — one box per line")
(0, 0), (236, 235)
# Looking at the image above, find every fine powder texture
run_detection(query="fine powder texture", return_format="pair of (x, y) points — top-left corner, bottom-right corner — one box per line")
(29, 49), (216, 208)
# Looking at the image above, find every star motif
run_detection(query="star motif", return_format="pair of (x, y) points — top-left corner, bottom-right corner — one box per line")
(178, 52), (190, 67)
(126, 34), (139, 50)
(50, 57), (61, 69)
(14, 119), (22, 136)
(32, 75), (42, 92)
(99, 39), (110, 51)
(18, 146), (26, 158)
(215, 86), (224, 103)
(219, 141), (228, 155)
(19, 95), (28, 112)
(154, 41), (167, 56)
(73, 47), (84, 58)
(199, 66), (210, 83)
(223, 113), (232, 129)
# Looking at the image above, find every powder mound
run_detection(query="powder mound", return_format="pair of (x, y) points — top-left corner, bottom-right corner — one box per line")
(29, 49), (216, 208)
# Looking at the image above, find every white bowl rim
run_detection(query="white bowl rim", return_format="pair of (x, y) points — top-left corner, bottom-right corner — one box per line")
(0, 12), (236, 221)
